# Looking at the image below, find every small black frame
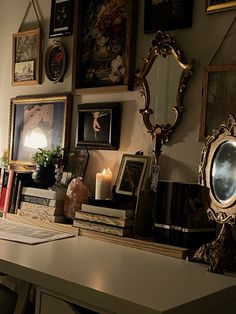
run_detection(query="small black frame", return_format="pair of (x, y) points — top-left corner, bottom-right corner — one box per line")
(77, 102), (121, 150)
(49, 0), (74, 38)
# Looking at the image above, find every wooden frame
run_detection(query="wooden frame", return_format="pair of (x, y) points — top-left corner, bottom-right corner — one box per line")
(12, 28), (41, 86)
(206, 0), (236, 13)
(75, 0), (137, 94)
(144, 0), (193, 33)
(49, 0), (74, 37)
(45, 40), (67, 83)
(115, 154), (150, 196)
(8, 94), (72, 169)
(77, 102), (120, 150)
(199, 65), (236, 141)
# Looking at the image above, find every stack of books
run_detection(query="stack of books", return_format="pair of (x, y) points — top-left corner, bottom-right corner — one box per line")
(73, 204), (135, 237)
(17, 187), (66, 223)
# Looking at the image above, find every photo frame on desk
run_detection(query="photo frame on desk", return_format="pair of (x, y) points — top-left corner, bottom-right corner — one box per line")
(8, 94), (72, 169)
(205, 0), (236, 13)
(77, 102), (121, 150)
(199, 65), (236, 141)
(49, 0), (74, 37)
(115, 154), (150, 197)
(12, 28), (41, 86)
(75, 0), (137, 94)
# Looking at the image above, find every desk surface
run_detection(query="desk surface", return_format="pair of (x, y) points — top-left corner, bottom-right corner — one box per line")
(0, 235), (236, 313)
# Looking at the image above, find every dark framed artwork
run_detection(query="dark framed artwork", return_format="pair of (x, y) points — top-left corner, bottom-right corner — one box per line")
(206, 0), (236, 13)
(45, 40), (67, 83)
(75, 0), (137, 94)
(12, 28), (41, 86)
(49, 0), (74, 37)
(144, 0), (193, 33)
(8, 94), (72, 169)
(77, 102), (121, 150)
(67, 148), (90, 180)
(199, 65), (236, 141)
(115, 154), (150, 196)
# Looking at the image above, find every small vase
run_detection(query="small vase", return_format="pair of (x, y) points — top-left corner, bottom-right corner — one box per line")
(32, 164), (56, 188)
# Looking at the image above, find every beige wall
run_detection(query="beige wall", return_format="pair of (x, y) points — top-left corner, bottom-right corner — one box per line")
(0, 0), (235, 195)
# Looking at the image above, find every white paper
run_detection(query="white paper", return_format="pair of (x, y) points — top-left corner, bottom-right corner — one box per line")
(0, 219), (75, 245)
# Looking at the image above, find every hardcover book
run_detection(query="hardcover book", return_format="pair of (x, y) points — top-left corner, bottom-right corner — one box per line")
(17, 208), (65, 223)
(81, 204), (134, 219)
(21, 195), (64, 208)
(20, 201), (64, 216)
(21, 187), (66, 200)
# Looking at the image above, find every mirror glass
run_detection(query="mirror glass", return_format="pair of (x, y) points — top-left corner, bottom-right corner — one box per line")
(211, 140), (236, 203)
(146, 54), (183, 126)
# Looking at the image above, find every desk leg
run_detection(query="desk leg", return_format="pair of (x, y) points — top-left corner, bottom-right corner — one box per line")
(14, 280), (31, 314)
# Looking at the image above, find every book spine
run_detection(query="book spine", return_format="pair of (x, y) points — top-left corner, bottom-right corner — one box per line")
(0, 170), (9, 210)
(20, 201), (64, 216)
(21, 195), (63, 208)
(17, 208), (65, 223)
(3, 170), (15, 214)
(81, 204), (134, 219)
(75, 212), (133, 227)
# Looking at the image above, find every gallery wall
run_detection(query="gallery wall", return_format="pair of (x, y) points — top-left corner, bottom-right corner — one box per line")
(0, 0), (235, 195)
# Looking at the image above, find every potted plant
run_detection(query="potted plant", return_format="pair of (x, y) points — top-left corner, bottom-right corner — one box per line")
(32, 146), (63, 187)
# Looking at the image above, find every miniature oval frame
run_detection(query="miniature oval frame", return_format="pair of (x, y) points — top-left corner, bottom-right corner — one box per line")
(45, 40), (67, 83)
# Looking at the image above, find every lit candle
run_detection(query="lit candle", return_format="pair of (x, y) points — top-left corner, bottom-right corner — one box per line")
(95, 167), (113, 200)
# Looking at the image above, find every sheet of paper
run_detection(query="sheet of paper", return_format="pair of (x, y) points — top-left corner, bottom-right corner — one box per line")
(0, 218), (75, 244)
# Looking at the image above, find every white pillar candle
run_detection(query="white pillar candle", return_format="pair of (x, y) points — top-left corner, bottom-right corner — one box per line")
(95, 167), (113, 200)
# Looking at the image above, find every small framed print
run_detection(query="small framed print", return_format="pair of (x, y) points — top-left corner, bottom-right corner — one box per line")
(49, 0), (74, 37)
(115, 154), (150, 196)
(206, 0), (236, 13)
(45, 40), (67, 83)
(77, 102), (121, 150)
(12, 28), (41, 86)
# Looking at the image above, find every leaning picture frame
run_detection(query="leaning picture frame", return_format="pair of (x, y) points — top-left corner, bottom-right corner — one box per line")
(199, 64), (236, 141)
(8, 94), (72, 169)
(12, 28), (41, 86)
(115, 154), (150, 196)
(74, 0), (137, 94)
(205, 0), (236, 13)
(77, 102), (121, 150)
(49, 0), (74, 37)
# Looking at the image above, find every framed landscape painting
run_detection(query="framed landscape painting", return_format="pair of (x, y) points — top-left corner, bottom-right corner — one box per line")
(206, 0), (236, 13)
(75, 0), (137, 94)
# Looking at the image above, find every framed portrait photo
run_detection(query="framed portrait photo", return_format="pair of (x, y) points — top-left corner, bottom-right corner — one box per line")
(49, 0), (74, 37)
(8, 94), (72, 169)
(115, 154), (150, 196)
(12, 28), (41, 86)
(75, 0), (137, 94)
(199, 65), (236, 141)
(144, 0), (193, 33)
(77, 102), (121, 150)
(206, 0), (236, 13)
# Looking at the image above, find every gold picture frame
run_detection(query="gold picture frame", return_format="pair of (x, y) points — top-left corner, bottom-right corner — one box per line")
(12, 28), (42, 86)
(206, 0), (236, 13)
(8, 94), (72, 169)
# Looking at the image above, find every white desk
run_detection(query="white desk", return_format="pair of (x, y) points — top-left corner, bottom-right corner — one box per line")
(0, 236), (236, 313)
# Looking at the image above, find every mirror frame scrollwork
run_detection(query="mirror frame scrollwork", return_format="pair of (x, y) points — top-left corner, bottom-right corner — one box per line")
(136, 30), (194, 146)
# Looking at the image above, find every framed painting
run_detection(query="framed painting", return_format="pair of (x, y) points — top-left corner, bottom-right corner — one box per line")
(12, 28), (41, 86)
(49, 0), (74, 37)
(115, 154), (150, 196)
(75, 0), (137, 94)
(199, 65), (236, 141)
(144, 0), (193, 33)
(77, 102), (121, 150)
(67, 148), (90, 180)
(206, 0), (236, 13)
(8, 94), (72, 169)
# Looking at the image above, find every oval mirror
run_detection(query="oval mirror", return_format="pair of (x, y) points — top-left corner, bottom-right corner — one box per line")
(136, 30), (194, 145)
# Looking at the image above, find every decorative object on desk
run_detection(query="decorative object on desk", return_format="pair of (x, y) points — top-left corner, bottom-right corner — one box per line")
(8, 94), (72, 170)
(49, 0), (74, 37)
(144, 0), (193, 33)
(75, 0), (137, 94)
(95, 168), (112, 200)
(12, 0), (42, 86)
(67, 147), (89, 180)
(0, 150), (9, 168)
(64, 177), (91, 219)
(192, 114), (236, 273)
(77, 102), (121, 150)
(205, 0), (236, 13)
(31, 146), (62, 188)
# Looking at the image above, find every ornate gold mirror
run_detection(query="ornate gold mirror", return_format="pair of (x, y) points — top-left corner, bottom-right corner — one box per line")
(193, 114), (236, 273)
(135, 30), (194, 159)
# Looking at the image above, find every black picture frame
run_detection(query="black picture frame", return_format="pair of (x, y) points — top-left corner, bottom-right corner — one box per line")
(144, 0), (193, 33)
(49, 0), (74, 38)
(77, 102), (121, 150)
